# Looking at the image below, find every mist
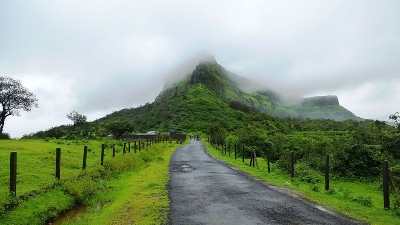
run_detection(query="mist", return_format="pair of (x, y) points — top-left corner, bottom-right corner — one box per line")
(1, 0), (399, 137)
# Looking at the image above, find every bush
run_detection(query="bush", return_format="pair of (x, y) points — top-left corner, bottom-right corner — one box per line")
(0, 133), (10, 140)
(295, 162), (321, 184)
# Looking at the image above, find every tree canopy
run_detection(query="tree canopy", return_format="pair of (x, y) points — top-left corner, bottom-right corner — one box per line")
(66, 111), (87, 127)
(106, 120), (135, 139)
(0, 76), (38, 134)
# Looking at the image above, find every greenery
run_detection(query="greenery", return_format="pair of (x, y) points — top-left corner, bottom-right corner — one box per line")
(66, 111), (87, 127)
(204, 141), (400, 225)
(7, 60), (400, 223)
(0, 139), (180, 224)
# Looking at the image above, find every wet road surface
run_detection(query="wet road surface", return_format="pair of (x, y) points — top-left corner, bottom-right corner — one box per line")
(168, 140), (363, 225)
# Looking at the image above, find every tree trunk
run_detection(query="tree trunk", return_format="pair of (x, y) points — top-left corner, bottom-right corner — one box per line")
(0, 113), (6, 134)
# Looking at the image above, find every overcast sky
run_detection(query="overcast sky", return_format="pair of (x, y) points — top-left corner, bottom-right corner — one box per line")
(1, 0), (400, 138)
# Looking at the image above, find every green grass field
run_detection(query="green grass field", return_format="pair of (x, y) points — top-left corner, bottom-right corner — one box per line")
(204, 141), (400, 225)
(0, 139), (179, 224)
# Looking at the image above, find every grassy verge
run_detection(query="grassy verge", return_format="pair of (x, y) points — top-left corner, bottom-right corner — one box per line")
(204, 142), (400, 225)
(0, 139), (180, 224)
(62, 143), (177, 225)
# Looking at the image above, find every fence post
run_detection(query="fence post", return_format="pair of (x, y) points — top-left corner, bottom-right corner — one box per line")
(10, 152), (17, 196)
(242, 145), (245, 163)
(123, 143), (126, 154)
(290, 152), (294, 178)
(56, 148), (61, 180)
(267, 148), (270, 173)
(83, 146), (88, 169)
(134, 141), (137, 153)
(128, 142), (131, 153)
(139, 140), (141, 151)
(101, 144), (105, 166)
(224, 143), (226, 155)
(234, 143), (237, 160)
(383, 160), (390, 209)
(325, 154), (330, 191)
(249, 150), (253, 167)
(113, 144), (116, 157)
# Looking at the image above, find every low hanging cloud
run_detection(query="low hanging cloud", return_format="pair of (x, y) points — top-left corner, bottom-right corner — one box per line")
(1, 0), (400, 137)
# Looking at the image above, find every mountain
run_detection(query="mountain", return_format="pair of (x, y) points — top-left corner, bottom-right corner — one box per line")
(98, 58), (359, 133)
(27, 56), (361, 139)
(292, 95), (359, 121)
(156, 60), (359, 121)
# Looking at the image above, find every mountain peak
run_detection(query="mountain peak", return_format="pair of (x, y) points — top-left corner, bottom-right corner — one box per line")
(163, 52), (217, 90)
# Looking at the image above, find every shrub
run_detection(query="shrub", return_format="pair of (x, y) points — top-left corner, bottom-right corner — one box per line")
(0, 133), (11, 140)
(295, 162), (321, 184)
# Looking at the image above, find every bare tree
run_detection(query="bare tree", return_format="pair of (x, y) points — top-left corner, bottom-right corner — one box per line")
(0, 76), (39, 134)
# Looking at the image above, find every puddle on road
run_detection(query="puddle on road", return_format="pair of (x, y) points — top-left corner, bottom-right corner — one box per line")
(181, 164), (193, 172)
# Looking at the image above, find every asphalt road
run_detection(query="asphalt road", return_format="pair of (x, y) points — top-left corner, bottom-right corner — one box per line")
(168, 140), (364, 225)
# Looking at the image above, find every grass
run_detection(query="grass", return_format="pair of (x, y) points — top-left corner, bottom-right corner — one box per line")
(62, 143), (176, 225)
(204, 141), (400, 225)
(0, 138), (180, 224)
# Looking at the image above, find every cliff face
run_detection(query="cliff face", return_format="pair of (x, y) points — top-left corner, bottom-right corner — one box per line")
(292, 95), (358, 121)
(301, 95), (339, 106)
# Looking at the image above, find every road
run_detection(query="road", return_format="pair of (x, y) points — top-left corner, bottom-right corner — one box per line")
(168, 140), (363, 225)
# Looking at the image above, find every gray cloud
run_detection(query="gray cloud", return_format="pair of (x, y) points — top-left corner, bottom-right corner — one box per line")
(1, 0), (400, 137)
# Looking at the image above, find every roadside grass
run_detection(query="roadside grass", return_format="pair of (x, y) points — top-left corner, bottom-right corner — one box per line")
(0, 139), (177, 224)
(62, 143), (177, 225)
(204, 142), (400, 225)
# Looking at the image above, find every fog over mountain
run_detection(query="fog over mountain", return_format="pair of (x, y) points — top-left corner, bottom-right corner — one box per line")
(1, 0), (399, 137)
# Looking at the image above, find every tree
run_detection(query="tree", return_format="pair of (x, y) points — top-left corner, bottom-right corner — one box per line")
(0, 76), (38, 134)
(389, 112), (399, 131)
(66, 111), (87, 127)
(208, 122), (226, 143)
(106, 120), (134, 139)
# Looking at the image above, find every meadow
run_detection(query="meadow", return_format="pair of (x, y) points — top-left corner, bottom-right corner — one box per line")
(0, 138), (180, 224)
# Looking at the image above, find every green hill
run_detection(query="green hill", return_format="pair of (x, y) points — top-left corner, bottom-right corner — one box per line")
(156, 61), (358, 121)
(26, 58), (361, 139)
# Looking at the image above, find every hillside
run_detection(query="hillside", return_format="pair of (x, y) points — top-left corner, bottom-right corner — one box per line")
(293, 95), (359, 121)
(26, 57), (361, 139)
(156, 61), (358, 121)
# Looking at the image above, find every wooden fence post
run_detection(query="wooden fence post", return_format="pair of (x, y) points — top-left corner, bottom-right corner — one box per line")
(224, 141), (226, 155)
(234, 143), (237, 160)
(267, 148), (270, 173)
(113, 144), (116, 157)
(325, 154), (330, 191)
(139, 140), (141, 151)
(249, 150), (253, 167)
(101, 144), (105, 166)
(128, 142), (131, 153)
(290, 152), (294, 179)
(83, 146), (88, 169)
(242, 145), (245, 163)
(253, 148), (259, 169)
(123, 143), (126, 154)
(134, 141), (137, 153)
(383, 160), (390, 209)
(56, 148), (61, 180)
(10, 152), (17, 196)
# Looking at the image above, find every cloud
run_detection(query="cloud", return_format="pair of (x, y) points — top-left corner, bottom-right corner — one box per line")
(1, 0), (400, 137)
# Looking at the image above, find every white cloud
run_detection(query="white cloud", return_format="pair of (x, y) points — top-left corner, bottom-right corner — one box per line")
(1, 0), (400, 137)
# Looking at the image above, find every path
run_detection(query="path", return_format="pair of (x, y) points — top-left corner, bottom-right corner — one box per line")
(168, 140), (363, 225)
